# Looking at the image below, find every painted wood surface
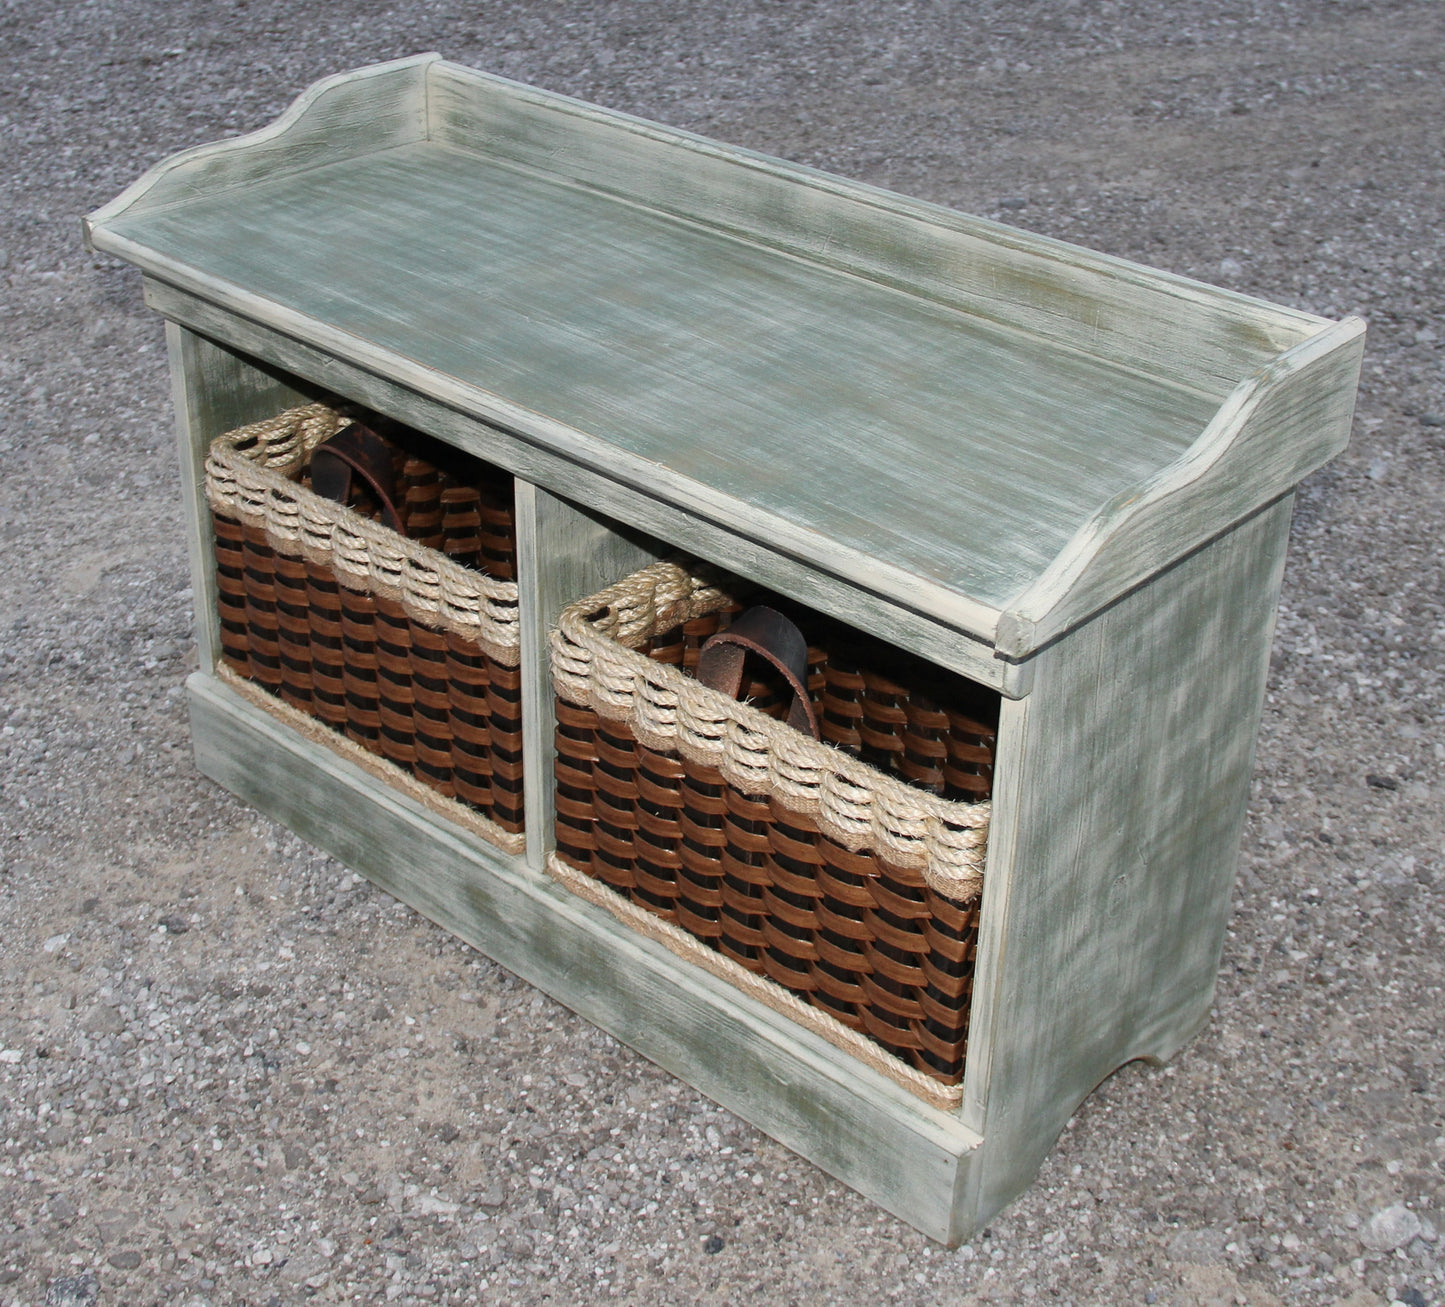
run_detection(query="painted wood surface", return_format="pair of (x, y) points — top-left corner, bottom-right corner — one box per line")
(144, 280), (1028, 695)
(187, 670), (981, 1243)
(426, 60), (1323, 396)
(166, 324), (315, 671)
(82, 55), (433, 237)
(97, 141), (1214, 622)
(997, 318), (1365, 657)
(958, 498), (1294, 1234)
(86, 57), (1364, 653)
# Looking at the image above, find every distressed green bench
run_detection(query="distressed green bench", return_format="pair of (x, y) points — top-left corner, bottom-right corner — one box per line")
(85, 53), (1363, 1244)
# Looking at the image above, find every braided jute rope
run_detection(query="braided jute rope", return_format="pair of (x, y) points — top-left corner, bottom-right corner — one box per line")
(545, 853), (963, 1110)
(205, 404), (520, 666)
(550, 561), (990, 900)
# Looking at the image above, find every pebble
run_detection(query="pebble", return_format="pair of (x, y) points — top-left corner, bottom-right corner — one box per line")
(44, 1276), (98, 1307)
(1362, 1205), (1423, 1253)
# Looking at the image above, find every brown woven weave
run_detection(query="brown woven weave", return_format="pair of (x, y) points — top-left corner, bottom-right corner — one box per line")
(209, 406), (524, 837)
(643, 607), (997, 804)
(552, 585), (997, 1086)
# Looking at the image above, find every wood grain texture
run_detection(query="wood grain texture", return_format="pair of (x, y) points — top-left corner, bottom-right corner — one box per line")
(515, 482), (665, 870)
(87, 58), (1363, 649)
(997, 317), (1365, 657)
(82, 55), (434, 242)
(166, 324), (314, 671)
(424, 61), (1324, 396)
(144, 280), (1028, 695)
(102, 142), (1210, 624)
(958, 498), (1294, 1234)
(187, 670), (981, 1242)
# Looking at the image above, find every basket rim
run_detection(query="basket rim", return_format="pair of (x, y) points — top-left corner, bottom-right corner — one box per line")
(550, 559), (989, 901)
(207, 403), (521, 664)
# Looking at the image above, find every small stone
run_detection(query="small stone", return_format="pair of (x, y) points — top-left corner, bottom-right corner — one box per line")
(1420, 413), (1445, 427)
(1396, 1288), (1428, 1307)
(49, 1194), (77, 1222)
(106, 1250), (142, 1270)
(82, 1006), (124, 1036)
(1366, 773), (1400, 790)
(0, 1048), (21, 1063)
(158, 914), (190, 934)
(283, 1144), (308, 1170)
(45, 1275), (99, 1307)
(1362, 1204), (1422, 1252)
(409, 1193), (460, 1217)
(1219, 257), (1244, 278)
(998, 197), (1028, 210)
(42, 934), (69, 954)
(435, 1122), (460, 1144)
(704, 1234), (725, 1254)
(475, 1180), (507, 1209)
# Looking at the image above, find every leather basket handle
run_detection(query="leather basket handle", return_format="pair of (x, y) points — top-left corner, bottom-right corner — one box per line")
(310, 421), (403, 533)
(697, 606), (820, 740)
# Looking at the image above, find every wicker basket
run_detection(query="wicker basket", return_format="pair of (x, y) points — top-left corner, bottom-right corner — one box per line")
(548, 561), (996, 1105)
(205, 403), (525, 852)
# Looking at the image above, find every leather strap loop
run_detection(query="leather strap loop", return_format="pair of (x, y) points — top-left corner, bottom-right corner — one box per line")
(697, 606), (820, 740)
(310, 421), (403, 533)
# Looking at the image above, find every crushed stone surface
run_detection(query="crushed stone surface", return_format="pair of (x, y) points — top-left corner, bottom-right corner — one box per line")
(1, 2), (1443, 1304)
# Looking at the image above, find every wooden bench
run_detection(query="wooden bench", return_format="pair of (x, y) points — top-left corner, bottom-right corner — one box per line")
(85, 53), (1364, 1243)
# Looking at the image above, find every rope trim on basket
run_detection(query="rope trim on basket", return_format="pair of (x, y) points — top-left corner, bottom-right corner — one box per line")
(218, 664), (527, 856)
(545, 852), (964, 1111)
(549, 561), (990, 900)
(205, 404), (520, 667)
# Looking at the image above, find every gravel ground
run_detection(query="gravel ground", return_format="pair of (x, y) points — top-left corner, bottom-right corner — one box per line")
(2, 2), (1443, 1304)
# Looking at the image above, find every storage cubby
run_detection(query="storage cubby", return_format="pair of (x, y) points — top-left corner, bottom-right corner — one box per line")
(87, 55), (1364, 1243)
(206, 394), (525, 843)
(548, 558), (1001, 1103)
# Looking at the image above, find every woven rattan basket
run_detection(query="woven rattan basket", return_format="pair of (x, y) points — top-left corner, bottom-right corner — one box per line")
(205, 403), (525, 852)
(548, 561), (997, 1106)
